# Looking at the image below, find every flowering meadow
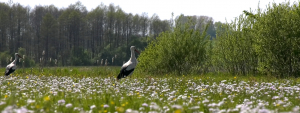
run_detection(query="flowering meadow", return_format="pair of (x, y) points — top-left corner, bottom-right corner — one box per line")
(0, 67), (300, 113)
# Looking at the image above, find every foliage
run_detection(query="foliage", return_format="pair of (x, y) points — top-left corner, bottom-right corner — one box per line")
(0, 1), (172, 67)
(0, 51), (11, 67)
(211, 15), (258, 75)
(91, 36), (148, 66)
(138, 16), (209, 75)
(0, 48), (35, 68)
(2, 0), (300, 78)
(251, 2), (300, 77)
(211, 1), (300, 77)
(41, 13), (58, 62)
(69, 47), (92, 66)
(18, 47), (36, 67)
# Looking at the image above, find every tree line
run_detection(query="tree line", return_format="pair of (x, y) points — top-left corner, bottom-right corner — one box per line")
(138, 1), (300, 77)
(0, 1), (161, 66)
(0, 1), (163, 67)
(0, 1), (217, 67)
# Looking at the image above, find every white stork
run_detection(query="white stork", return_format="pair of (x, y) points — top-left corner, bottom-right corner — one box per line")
(5, 53), (23, 76)
(117, 46), (140, 80)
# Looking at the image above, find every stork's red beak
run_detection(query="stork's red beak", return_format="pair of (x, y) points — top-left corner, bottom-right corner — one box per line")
(17, 54), (23, 59)
(135, 49), (140, 54)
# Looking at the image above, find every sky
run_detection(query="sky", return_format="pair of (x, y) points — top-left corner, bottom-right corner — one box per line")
(1, 0), (298, 23)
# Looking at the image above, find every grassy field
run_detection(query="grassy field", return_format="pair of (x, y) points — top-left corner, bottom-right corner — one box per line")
(0, 66), (299, 112)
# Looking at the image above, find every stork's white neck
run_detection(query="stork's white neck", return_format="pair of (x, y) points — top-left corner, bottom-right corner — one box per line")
(13, 54), (19, 64)
(130, 49), (136, 61)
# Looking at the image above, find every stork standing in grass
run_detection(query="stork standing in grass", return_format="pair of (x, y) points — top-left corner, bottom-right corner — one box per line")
(5, 53), (23, 76)
(117, 46), (140, 80)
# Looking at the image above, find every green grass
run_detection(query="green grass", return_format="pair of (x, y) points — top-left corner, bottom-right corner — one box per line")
(0, 66), (299, 112)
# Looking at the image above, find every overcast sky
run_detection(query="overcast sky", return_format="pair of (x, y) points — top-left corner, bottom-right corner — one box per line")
(1, 0), (298, 22)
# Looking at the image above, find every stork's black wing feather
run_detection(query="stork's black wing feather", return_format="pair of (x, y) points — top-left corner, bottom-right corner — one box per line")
(5, 67), (15, 76)
(117, 66), (135, 80)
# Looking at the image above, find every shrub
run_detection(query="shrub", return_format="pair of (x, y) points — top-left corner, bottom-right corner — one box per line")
(138, 16), (209, 75)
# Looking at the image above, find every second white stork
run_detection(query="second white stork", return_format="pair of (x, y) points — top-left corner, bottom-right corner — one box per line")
(5, 53), (23, 76)
(117, 46), (140, 80)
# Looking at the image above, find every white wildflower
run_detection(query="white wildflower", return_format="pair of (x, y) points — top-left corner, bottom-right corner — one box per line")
(103, 104), (109, 108)
(90, 105), (96, 109)
(66, 103), (72, 108)
(58, 99), (65, 105)
(142, 103), (148, 107)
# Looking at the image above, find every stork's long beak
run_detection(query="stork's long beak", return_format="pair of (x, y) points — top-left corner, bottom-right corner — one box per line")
(135, 49), (140, 54)
(17, 54), (23, 59)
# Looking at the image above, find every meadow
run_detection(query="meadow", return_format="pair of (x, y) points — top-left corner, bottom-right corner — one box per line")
(0, 66), (299, 113)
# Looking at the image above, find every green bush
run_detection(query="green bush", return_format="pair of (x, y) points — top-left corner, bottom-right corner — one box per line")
(18, 47), (36, 67)
(251, 2), (300, 77)
(211, 1), (300, 77)
(211, 15), (258, 75)
(138, 16), (209, 75)
(0, 51), (11, 67)
(69, 47), (92, 66)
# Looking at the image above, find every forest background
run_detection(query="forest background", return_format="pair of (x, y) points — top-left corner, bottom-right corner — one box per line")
(0, 1), (299, 77)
